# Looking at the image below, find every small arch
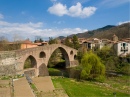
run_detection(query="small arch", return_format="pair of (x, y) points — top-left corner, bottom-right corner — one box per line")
(39, 51), (46, 58)
(70, 50), (73, 55)
(74, 55), (77, 60)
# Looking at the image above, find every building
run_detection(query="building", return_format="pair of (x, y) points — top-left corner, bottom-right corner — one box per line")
(113, 41), (130, 56)
(112, 34), (118, 42)
(82, 41), (95, 50)
(20, 39), (38, 49)
(78, 38), (87, 45)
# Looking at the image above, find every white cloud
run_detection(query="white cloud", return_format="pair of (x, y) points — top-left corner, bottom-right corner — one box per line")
(118, 21), (130, 25)
(68, 2), (82, 17)
(48, 2), (97, 18)
(0, 14), (4, 19)
(0, 20), (87, 41)
(48, 3), (67, 16)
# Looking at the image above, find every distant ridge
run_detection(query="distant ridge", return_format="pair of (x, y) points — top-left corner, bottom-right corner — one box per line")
(67, 23), (130, 40)
(57, 36), (66, 39)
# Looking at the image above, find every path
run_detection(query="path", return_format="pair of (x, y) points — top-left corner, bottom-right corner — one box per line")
(0, 80), (11, 97)
(33, 76), (55, 92)
(13, 77), (35, 97)
(33, 76), (68, 97)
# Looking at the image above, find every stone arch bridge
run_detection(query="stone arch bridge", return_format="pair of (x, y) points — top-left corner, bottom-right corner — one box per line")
(0, 44), (78, 76)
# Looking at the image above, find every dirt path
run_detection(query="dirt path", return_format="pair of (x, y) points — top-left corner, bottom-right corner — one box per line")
(13, 77), (35, 97)
(33, 76), (55, 92)
(33, 76), (69, 97)
(0, 80), (11, 97)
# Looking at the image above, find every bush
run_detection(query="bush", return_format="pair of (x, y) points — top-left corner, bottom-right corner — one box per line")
(80, 51), (105, 82)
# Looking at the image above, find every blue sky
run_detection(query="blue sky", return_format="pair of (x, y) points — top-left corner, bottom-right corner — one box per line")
(0, 0), (129, 41)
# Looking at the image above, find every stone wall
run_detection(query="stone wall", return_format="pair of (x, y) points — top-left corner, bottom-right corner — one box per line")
(0, 51), (17, 75)
(24, 68), (36, 77)
(0, 64), (16, 75)
(0, 51), (16, 65)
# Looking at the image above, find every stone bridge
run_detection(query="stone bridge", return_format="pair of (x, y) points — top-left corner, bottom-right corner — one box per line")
(0, 44), (78, 76)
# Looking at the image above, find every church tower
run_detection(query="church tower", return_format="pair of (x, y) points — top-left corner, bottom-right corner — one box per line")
(112, 34), (118, 42)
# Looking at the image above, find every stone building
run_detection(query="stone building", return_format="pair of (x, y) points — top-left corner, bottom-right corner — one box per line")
(113, 41), (130, 56)
(112, 34), (118, 42)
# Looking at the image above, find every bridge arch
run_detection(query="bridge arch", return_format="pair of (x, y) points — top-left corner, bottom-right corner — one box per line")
(74, 55), (77, 60)
(70, 50), (73, 55)
(47, 47), (70, 68)
(39, 51), (46, 58)
(24, 55), (37, 69)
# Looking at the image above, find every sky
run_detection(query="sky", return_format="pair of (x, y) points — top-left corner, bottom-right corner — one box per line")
(0, 0), (129, 41)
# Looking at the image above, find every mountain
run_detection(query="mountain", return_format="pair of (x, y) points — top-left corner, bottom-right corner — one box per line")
(69, 23), (130, 40)
(57, 36), (66, 40)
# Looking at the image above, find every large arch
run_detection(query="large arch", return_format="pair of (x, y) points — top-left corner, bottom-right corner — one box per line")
(47, 47), (70, 68)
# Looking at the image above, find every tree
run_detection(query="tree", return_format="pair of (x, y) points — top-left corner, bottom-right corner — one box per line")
(64, 37), (73, 48)
(96, 46), (121, 72)
(80, 51), (105, 82)
(0, 36), (9, 51)
(48, 37), (58, 44)
(34, 37), (43, 43)
(72, 35), (80, 50)
(77, 46), (87, 63)
(96, 46), (112, 63)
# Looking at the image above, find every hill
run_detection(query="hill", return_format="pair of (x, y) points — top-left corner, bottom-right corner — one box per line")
(68, 23), (130, 40)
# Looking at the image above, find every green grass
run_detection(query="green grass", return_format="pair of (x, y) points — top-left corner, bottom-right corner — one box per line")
(30, 83), (38, 91)
(52, 76), (130, 97)
(0, 75), (24, 80)
(48, 68), (62, 76)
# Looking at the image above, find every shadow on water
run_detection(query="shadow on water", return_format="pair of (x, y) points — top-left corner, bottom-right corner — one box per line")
(48, 64), (81, 79)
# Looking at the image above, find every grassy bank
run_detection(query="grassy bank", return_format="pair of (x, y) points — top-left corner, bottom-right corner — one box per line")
(52, 76), (130, 97)
(48, 68), (62, 76)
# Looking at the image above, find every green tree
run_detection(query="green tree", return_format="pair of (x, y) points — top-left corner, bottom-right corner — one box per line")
(80, 51), (105, 82)
(96, 46), (120, 72)
(49, 37), (58, 44)
(77, 46), (87, 63)
(96, 46), (112, 63)
(72, 35), (80, 50)
(64, 37), (73, 48)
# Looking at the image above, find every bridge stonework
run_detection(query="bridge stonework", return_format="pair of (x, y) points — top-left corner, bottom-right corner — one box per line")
(0, 44), (78, 76)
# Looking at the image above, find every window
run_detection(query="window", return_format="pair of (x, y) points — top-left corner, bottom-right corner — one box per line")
(123, 43), (126, 47)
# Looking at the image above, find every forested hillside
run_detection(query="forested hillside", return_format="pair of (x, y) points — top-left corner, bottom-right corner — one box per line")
(68, 23), (130, 40)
